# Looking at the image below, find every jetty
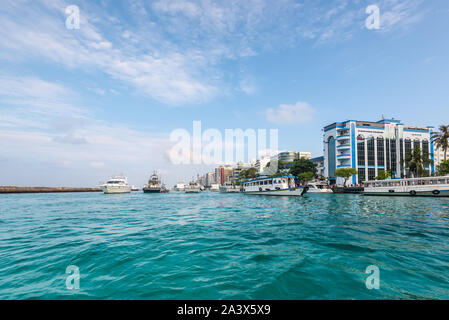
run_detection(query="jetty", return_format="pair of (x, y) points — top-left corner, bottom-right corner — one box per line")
(0, 186), (102, 194)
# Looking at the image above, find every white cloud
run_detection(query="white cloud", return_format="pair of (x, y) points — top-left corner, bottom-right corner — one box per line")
(265, 102), (315, 125)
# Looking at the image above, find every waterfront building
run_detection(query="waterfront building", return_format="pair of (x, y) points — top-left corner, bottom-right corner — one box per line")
(255, 155), (271, 174)
(232, 162), (251, 182)
(323, 118), (435, 185)
(214, 166), (234, 185)
(277, 151), (298, 162)
(434, 146), (447, 168)
(298, 152), (312, 160)
(311, 156), (325, 177)
(272, 151), (312, 163)
(204, 172), (215, 187)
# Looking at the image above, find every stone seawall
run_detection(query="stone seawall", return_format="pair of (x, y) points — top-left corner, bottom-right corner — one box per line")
(0, 186), (102, 194)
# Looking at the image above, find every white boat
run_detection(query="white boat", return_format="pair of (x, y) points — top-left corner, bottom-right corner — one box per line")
(175, 182), (186, 192)
(307, 182), (333, 193)
(100, 176), (131, 194)
(219, 182), (241, 193)
(363, 176), (449, 197)
(185, 182), (201, 193)
(242, 176), (306, 196)
(210, 184), (220, 192)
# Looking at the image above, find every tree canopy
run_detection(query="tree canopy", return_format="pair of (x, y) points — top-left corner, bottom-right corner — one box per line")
(334, 168), (357, 185)
(431, 125), (449, 162)
(438, 160), (449, 176)
(376, 170), (392, 180)
(288, 158), (317, 178)
(239, 167), (258, 179)
(405, 146), (431, 178)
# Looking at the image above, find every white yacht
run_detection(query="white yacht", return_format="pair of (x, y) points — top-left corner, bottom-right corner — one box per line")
(175, 182), (186, 192)
(242, 176), (306, 196)
(210, 184), (220, 192)
(363, 176), (449, 197)
(219, 182), (241, 193)
(185, 182), (201, 193)
(100, 176), (131, 194)
(307, 182), (333, 193)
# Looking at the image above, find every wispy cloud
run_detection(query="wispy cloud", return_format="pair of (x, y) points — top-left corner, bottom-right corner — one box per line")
(265, 101), (315, 124)
(0, 0), (427, 105)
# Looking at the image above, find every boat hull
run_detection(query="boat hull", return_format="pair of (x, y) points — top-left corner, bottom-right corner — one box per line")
(243, 187), (305, 196)
(101, 185), (131, 194)
(364, 190), (449, 197)
(185, 189), (200, 193)
(143, 188), (162, 193)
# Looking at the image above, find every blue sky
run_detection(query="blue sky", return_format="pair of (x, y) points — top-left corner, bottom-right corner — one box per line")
(1, 0), (449, 187)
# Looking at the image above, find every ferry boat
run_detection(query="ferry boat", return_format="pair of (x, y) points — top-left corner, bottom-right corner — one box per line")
(242, 176), (306, 196)
(185, 182), (201, 193)
(363, 176), (449, 197)
(219, 182), (241, 193)
(100, 176), (131, 194)
(143, 172), (167, 193)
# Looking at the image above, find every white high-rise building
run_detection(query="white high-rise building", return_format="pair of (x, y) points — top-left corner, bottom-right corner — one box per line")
(323, 118), (436, 185)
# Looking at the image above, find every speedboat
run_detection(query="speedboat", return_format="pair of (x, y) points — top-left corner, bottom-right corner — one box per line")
(100, 176), (131, 194)
(307, 182), (333, 193)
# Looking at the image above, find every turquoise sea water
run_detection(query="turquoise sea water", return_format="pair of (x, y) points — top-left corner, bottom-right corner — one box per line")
(0, 191), (449, 300)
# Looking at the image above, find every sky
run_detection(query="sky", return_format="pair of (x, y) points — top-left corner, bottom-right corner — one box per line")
(1, 0), (449, 187)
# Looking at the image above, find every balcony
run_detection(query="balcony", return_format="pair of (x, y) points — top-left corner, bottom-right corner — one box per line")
(336, 134), (350, 140)
(337, 144), (351, 149)
(337, 154), (351, 159)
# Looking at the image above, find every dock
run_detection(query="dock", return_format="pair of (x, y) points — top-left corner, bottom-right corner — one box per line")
(0, 186), (103, 194)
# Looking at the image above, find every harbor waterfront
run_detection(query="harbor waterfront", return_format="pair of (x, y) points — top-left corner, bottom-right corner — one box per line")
(0, 192), (448, 299)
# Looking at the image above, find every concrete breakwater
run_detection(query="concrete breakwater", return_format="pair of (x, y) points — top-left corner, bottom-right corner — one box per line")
(0, 186), (102, 194)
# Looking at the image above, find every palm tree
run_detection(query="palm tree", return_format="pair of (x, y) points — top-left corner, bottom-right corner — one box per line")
(431, 125), (449, 161)
(406, 146), (431, 178)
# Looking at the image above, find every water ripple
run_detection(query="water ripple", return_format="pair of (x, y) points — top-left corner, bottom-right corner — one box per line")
(0, 192), (448, 299)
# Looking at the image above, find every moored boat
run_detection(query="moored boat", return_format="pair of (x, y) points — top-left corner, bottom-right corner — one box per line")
(143, 172), (164, 193)
(185, 182), (201, 193)
(219, 182), (241, 193)
(100, 176), (131, 194)
(210, 184), (220, 192)
(307, 182), (333, 193)
(363, 176), (449, 197)
(242, 176), (306, 196)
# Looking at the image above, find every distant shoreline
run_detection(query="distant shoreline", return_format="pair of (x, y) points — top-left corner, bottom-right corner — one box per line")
(0, 186), (102, 194)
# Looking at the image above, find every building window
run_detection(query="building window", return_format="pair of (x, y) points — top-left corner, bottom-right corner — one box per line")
(377, 138), (384, 167)
(358, 168), (366, 184)
(386, 139), (391, 171)
(367, 137), (375, 166)
(422, 140), (429, 162)
(357, 136), (365, 166)
(391, 139), (397, 174)
(328, 137), (336, 178)
(399, 139), (404, 177)
(368, 168), (376, 181)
